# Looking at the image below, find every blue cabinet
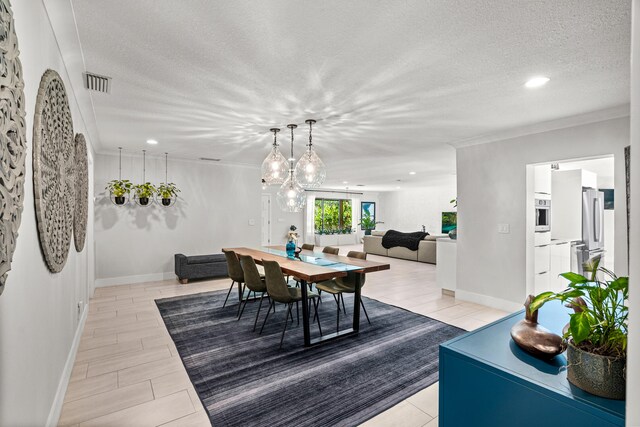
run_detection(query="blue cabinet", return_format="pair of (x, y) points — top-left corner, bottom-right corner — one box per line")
(439, 301), (625, 426)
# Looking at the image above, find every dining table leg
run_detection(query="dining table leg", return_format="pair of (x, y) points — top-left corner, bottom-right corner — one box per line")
(352, 273), (362, 332)
(300, 279), (311, 346)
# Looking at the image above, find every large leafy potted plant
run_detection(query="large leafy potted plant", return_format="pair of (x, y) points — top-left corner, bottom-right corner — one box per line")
(156, 182), (180, 206)
(358, 212), (383, 235)
(133, 182), (156, 206)
(530, 258), (628, 399)
(105, 179), (132, 205)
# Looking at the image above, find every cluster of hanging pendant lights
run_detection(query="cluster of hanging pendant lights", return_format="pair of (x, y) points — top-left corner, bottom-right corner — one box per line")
(261, 119), (326, 212)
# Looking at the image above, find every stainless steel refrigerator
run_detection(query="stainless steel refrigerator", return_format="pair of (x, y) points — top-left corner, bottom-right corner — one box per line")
(573, 188), (605, 276)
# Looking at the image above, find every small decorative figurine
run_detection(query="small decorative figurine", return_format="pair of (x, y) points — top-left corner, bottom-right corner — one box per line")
(510, 295), (566, 359)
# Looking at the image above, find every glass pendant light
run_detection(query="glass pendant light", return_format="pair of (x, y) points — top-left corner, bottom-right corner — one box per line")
(277, 124), (306, 212)
(261, 128), (288, 186)
(294, 119), (326, 188)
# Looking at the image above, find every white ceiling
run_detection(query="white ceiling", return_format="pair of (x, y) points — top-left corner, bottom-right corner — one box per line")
(71, 0), (631, 191)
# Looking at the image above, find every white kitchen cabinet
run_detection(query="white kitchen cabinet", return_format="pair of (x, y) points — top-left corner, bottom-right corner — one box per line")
(534, 164), (551, 195)
(549, 241), (572, 292)
(534, 271), (550, 296)
(551, 169), (598, 241)
(437, 238), (457, 293)
(534, 245), (550, 274)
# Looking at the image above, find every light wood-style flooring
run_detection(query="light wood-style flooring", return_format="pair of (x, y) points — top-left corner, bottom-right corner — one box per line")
(58, 245), (512, 426)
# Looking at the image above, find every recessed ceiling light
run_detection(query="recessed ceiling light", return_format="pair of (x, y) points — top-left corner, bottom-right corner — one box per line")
(396, 186), (401, 189)
(525, 76), (550, 88)
(343, 181), (348, 184)
(409, 171), (416, 175)
(146, 139), (158, 145)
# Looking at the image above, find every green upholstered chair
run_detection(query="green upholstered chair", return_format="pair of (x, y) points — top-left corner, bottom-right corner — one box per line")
(315, 251), (370, 333)
(301, 243), (315, 251)
(322, 246), (339, 255)
(223, 250), (245, 309)
(238, 255), (272, 331)
(260, 259), (322, 348)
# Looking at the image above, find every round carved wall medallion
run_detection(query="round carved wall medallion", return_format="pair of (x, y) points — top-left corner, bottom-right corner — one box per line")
(0, 0), (27, 295)
(33, 69), (75, 273)
(74, 133), (88, 252)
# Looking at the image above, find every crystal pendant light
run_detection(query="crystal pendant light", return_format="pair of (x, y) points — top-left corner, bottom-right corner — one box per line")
(261, 128), (288, 186)
(295, 119), (326, 188)
(277, 124), (306, 212)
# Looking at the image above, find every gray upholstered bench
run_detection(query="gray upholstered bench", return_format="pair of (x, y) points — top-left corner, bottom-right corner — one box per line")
(174, 253), (228, 284)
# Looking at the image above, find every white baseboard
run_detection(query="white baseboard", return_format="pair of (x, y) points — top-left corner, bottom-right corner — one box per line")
(95, 271), (176, 288)
(46, 304), (88, 427)
(455, 289), (522, 312)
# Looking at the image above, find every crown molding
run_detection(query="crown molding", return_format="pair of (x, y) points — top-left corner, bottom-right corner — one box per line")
(449, 104), (630, 149)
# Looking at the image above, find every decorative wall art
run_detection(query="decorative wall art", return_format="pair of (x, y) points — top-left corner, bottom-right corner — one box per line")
(74, 133), (88, 252)
(0, 0), (27, 295)
(33, 69), (75, 273)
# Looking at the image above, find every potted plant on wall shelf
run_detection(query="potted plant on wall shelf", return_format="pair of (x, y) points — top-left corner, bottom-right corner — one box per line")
(106, 179), (132, 205)
(529, 258), (628, 400)
(157, 182), (180, 206)
(358, 212), (383, 236)
(133, 182), (157, 206)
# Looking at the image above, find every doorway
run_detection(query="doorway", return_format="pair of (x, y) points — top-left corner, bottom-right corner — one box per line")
(261, 194), (271, 246)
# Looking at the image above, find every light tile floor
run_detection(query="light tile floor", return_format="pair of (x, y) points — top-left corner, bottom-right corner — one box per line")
(58, 245), (512, 426)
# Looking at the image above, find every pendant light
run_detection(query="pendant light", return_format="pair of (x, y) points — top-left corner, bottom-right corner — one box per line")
(261, 128), (289, 186)
(295, 119), (326, 188)
(134, 149), (154, 207)
(277, 124), (306, 212)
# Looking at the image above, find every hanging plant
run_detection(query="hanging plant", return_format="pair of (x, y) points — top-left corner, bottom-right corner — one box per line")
(106, 179), (132, 205)
(157, 182), (180, 206)
(133, 182), (156, 206)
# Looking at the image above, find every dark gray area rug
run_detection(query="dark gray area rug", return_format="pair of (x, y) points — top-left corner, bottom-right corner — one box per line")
(155, 289), (465, 427)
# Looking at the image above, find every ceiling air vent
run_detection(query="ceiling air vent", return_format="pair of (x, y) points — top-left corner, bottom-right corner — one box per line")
(83, 72), (111, 94)
(199, 157), (221, 162)
(356, 184), (365, 187)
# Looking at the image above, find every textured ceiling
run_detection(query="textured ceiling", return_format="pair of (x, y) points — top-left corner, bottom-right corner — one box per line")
(71, 0), (631, 190)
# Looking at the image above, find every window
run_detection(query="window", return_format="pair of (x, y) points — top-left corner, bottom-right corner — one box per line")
(360, 202), (376, 230)
(314, 199), (352, 233)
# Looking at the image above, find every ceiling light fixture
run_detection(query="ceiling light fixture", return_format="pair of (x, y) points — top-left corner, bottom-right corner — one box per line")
(525, 76), (550, 88)
(261, 128), (288, 186)
(146, 139), (158, 145)
(294, 119), (326, 188)
(276, 124), (305, 212)
(409, 171), (416, 175)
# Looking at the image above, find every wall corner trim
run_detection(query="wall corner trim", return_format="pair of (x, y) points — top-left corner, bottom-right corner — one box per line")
(45, 303), (89, 427)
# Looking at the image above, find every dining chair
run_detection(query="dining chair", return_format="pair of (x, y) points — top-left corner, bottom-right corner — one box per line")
(301, 243), (315, 251)
(238, 255), (272, 332)
(315, 251), (370, 333)
(322, 246), (339, 255)
(223, 250), (245, 309)
(260, 259), (322, 348)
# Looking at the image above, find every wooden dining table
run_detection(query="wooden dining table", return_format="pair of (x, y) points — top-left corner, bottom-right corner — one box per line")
(221, 246), (390, 347)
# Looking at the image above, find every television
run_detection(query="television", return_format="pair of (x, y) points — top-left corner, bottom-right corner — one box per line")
(442, 212), (457, 234)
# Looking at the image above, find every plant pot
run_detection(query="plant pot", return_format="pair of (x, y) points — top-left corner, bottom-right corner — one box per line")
(162, 198), (171, 206)
(139, 197), (150, 206)
(114, 196), (125, 205)
(566, 341), (626, 400)
(364, 229), (372, 236)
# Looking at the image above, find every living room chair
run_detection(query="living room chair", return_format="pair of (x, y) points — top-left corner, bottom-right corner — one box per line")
(260, 259), (322, 348)
(315, 251), (371, 333)
(238, 255), (272, 332)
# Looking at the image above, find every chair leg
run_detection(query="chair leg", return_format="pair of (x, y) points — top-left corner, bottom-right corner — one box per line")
(222, 281), (235, 307)
(340, 293), (347, 315)
(237, 289), (251, 317)
(336, 294), (340, 334)
(280, 303), (292, 349)
(253, 293), (265, 332)
(313, 297), (322, 336)
(237, 295), (250, 321)
(361, 299), (371, 325)
(260, 300), (274, 335)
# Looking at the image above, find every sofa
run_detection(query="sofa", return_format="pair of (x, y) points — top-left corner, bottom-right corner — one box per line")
(174, 253), (228, 284)
(363, 231), (446, 264)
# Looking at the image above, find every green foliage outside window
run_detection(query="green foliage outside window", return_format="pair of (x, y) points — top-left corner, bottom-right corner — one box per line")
(314, 198), (353, 234)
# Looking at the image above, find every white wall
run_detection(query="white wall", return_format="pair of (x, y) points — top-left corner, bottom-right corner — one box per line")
(0, 1), (97, 425)
(456, 117), (629, 311)
(94, 153), (262, 285)
(627, 1), (639, 425)
(379, 176), (457, 235)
